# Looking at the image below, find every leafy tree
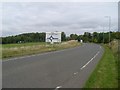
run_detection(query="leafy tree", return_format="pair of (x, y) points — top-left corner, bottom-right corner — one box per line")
(61, 32), (66, 41)
(70, 34), (78, 40)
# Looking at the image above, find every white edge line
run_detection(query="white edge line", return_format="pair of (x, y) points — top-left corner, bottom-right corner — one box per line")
(55, 86), (62, 90)
(80, 51), (100, 70)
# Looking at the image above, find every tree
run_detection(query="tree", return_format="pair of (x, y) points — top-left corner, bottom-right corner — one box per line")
(61, 32), (66, 41)
(70, 34), (78, 40)
(82, 32), (92, 42)
(93, 32), (98, 43)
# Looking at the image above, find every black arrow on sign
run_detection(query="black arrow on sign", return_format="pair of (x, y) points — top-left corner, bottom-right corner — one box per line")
(47, 35), (58, 42)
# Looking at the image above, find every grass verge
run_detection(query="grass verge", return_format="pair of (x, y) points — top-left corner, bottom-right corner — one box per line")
(2, 40), (80, 60)
(84, 43), (118, 88)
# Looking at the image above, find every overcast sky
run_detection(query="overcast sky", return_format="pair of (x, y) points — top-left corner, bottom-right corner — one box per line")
(2, 2), (118, 36)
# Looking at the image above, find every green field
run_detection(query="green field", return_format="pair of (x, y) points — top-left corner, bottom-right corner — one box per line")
(84, 40), (118, 88)
(2, 40), (81, 59)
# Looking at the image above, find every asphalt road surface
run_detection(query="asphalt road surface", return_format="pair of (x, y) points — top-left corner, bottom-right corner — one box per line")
(2, 43), (104, 88)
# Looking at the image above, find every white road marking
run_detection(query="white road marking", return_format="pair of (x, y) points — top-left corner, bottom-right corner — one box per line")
(55, 86), (62, 90)
(74, 72), (78, 75)
(81, 51), (100, 70)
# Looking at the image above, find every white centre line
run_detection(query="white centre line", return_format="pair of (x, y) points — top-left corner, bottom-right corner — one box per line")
(81, 51), (100, 70)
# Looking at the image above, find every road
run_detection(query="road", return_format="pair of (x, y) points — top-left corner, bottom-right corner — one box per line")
(2, 43), (104, 88)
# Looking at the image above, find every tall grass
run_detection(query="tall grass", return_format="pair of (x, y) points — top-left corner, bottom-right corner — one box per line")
(109, 40), (119, 88)
(2, 40), (80, 59)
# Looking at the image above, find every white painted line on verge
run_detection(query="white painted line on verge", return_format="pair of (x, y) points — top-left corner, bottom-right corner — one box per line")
(55, 86), (62, 90)
(80, 51), (100, 70)
(2, 52), (55, 62)
(2, 56), (33, 62)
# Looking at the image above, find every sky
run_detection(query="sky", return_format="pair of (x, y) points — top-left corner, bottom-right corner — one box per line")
(1, 2), (118, 37)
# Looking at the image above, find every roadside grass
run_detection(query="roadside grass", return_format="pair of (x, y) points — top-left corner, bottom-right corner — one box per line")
(0, 44), (1, 59)
(2, 40), (80, 59)
(110, 40), (119, 88)
(84, 40), (118, 88)
(2, 42), (46, 48)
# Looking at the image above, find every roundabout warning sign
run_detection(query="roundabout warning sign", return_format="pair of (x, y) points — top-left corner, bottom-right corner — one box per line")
(46, 32), (61, 44)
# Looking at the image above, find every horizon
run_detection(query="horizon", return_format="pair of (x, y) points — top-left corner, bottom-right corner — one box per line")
(1, 30), (118, 38)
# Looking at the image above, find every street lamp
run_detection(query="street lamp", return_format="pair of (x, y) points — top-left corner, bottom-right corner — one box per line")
(105, 16), (111, 45)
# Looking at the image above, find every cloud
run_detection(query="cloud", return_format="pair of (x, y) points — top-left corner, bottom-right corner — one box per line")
(2, 2), (118, 36)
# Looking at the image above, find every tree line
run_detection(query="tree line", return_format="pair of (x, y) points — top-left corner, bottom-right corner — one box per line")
(1, 32), (67, 44)
(1, 31), (120, 44)
(69, 31), (120, 43)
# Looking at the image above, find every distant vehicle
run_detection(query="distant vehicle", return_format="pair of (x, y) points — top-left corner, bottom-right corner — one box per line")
(80, 40), (83, 43)
(78, 39), (83, 43)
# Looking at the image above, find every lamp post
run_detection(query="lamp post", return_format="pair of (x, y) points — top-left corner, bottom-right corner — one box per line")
(105, 16), (111, 45)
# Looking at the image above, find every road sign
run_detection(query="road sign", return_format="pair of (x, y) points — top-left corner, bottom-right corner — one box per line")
(46, 32), (61, 44)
